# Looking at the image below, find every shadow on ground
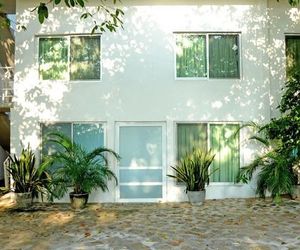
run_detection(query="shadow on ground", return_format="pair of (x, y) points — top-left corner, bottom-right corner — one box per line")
(0, 197), (300, 249)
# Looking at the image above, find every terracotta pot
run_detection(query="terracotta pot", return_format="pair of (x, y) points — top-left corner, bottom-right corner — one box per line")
(69, 192), (89, 209)
(187, 190), (205, 205)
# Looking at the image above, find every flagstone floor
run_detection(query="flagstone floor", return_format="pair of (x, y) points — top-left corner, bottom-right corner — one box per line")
(0, 197), (299, 250)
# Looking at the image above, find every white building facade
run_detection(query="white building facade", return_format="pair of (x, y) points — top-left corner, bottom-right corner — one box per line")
(12, 0), (300, 202)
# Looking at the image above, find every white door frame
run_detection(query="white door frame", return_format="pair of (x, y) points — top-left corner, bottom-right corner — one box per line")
(115, 122), (167, 202)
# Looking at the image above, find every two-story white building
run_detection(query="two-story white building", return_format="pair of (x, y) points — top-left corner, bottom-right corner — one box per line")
(10, 0), (300, 202)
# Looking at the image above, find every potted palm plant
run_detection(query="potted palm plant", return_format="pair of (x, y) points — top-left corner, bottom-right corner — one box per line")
(6, 145), (52, 209)
(168, 149), (215, 205)
(43, 131), (119, 209)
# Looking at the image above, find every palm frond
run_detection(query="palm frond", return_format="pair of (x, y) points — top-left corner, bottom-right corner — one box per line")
(43, 130), (119, 198)
(248, 135), (270, 146)
(237, 122), (297, 202)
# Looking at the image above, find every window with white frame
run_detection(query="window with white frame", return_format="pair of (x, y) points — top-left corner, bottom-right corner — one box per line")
(286, 35), (300, 79)
(175, 33), (240, 79)
(177, 123), (240, 182)
(39, 35), (101, 81)
(41, 123), (105, 158)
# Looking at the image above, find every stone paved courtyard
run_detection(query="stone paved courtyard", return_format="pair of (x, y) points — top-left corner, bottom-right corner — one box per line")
(0, 198), (300, 250)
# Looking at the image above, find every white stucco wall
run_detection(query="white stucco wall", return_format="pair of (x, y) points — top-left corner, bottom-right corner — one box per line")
(267, 0), (300, 117)
(12, 0), (299, 202)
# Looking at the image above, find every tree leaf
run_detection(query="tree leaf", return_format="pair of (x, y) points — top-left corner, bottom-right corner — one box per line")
(70, 0), (75, 7)
(91, 25), (98, 34)
(64, 0), (70, 7)
(80, 13), (88, 19)
(77, 0), (85, 7)
(37, 4), (48, 24)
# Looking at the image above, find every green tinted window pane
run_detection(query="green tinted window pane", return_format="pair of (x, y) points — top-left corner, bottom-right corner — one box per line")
(120, 185), (162, 199)
(41, 123), (71, 155)
(177, 124), (207, 160)
(119, 169), (162, 183)
(176, 34), (207, 78)
(41, 123), (71, 171)
(73, 123), (104, 152)
(39, 37), (68, 80)
(209, 35), (240, 78)
(286, 36), (300, 79)
(41, 123), (71, 156)
(70, 36), (101, 80)
(210, 124), (240, 182)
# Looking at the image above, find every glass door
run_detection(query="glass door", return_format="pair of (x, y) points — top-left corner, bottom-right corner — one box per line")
(117, 123), (166, 202)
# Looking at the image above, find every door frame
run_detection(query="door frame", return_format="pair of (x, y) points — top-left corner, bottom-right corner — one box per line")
(115, 121), (167, 202)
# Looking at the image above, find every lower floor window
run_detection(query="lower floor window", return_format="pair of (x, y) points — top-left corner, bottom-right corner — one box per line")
(40, 121), (239, 183)
(41, 122), (104, 157)
(177, 123), (240, 182)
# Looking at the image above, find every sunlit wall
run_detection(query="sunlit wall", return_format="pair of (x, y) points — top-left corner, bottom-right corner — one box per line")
(12, 0), (300, 202)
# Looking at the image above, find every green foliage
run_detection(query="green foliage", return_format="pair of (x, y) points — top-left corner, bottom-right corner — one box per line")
(256, 151), (295, 202)
(0, 9), (10, 31)
(264, 76), (300, 152)
(288, 0), (300, 6)
(236, 123), (297, 203)
(168, 149), (215, 192)
(32, 0), (124, 33)
(39, 37), (68, 80)
(37, 3), (48, 24)
(43, 131), (119, 199)
(280, 75), (300, 115)
(277, 0), (300, 6)
(236, 74), (300, 203)
(7, 145), (52, 199)
(70, 36), (101, 80)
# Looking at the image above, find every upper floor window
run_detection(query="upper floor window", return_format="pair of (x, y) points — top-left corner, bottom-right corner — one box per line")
(39, 35), (101, 81)
(286, 35), (300, 79)
(175, 33), (240, 79)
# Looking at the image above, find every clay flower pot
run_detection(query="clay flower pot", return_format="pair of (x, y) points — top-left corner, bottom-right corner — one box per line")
(69, 192), (89, 209)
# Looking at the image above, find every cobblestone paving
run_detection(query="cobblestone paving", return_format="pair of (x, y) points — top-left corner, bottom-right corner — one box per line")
(0, 198), (300, 249)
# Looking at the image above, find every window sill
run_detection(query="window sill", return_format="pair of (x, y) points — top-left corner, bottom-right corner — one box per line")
(209, 182), (244, 186)
(175, 77), (241, 81)
(70, 80), (103, 84)
(39, 79), (103, 84)
(175, 182), (245, 187)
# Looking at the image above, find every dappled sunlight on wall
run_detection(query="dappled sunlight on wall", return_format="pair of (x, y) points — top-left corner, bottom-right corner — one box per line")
(12, 0), (300, 166)
(135, 4), (254, 33)
(13, 3), (96, 152)
(17, 9), (35, 30)
(288, 7), (300, 22)
(12, 0), (300, 201)
(152, 3), (272, 123)
(16, 1), (273, 127)
(267, 2), (300, 117)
